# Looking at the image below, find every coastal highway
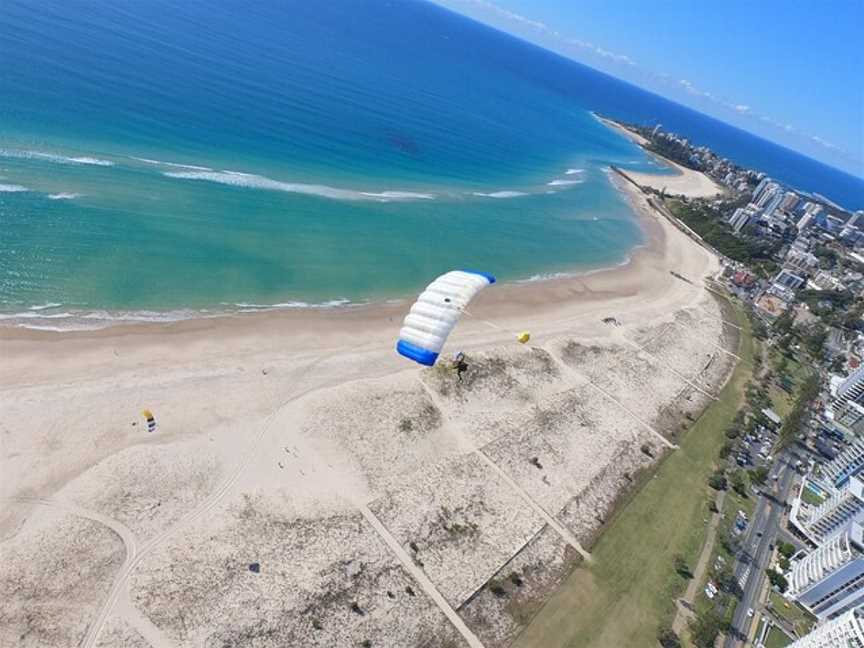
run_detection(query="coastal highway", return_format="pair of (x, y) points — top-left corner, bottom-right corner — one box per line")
(725, 450), (797, 647)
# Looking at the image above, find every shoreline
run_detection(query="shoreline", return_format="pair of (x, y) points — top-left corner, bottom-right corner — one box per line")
(597, 113), (727, 199)
(0, 116), (725, 340)
(0, 169), (666, 342)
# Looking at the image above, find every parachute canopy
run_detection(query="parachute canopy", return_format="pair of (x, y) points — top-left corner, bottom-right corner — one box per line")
(396, 270), (496, 366)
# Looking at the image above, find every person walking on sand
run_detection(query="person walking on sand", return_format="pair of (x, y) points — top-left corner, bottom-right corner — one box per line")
(453, 351), (468, 382)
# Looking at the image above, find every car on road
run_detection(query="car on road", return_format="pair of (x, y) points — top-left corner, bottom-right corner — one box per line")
(747, 607), (754, 618)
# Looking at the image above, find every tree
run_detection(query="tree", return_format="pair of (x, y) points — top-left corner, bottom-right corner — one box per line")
(674, 553), (691, 578)
(752, 318), (768, 340)
(709, 471), (727, 491)
(689, 611), (723, 648)
(774, 310), (795, 336)
(803, 324), (827, 359)
(766, 569), (788, 592)
(750, 466), (769, 485)
(657, 626), (681, 648)
(778, 542), (796, 559)
(731, 469), (749, 496)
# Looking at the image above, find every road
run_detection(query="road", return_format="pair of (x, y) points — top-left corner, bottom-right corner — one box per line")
(724, 450), (798, 647)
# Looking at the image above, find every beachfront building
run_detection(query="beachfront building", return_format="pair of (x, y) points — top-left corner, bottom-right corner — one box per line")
(781, 191), (802, 212)
(820, 440), (864, 488)
(836, 367), (864, 409)
(788, 522), (864, 620)
(754, 181), (783, 209)
(787, 604), (864, 647)
(728, 204), (762, 233)
(793, 476), (864, 545)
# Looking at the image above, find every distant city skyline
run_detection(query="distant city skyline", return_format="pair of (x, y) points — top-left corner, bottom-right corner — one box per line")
(433, 0), (864, 178)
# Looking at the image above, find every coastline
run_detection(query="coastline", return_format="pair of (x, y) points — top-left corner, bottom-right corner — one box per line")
(597, 114), (726, 199)
(0, 143), (704, 342)
(1, 165), (739, 648)
(0, 172), (664, 340)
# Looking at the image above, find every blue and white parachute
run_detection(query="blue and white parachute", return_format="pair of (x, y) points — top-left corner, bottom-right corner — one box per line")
(396, 270), (496, 366)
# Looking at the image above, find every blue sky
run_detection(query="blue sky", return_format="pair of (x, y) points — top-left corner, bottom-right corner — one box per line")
(433, 0), (864, 177)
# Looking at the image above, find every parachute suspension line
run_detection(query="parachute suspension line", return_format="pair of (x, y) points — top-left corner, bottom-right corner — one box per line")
(461, 307), (505, 332)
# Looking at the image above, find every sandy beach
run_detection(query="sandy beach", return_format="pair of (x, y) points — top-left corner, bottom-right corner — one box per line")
(598, 115), (726, 198)
(0, 174), (740, 648)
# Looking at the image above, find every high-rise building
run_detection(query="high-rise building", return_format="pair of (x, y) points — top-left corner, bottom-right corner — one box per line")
(837, 367), (864, 409)
(781, 191), (802, 212)
(729, 205), (762, 233)
(792, 476), (864, 544)
(787, 523), (864, 620)
(798, 211), (818, 231)
(821, 438), (864, 488)
(756, 184), (782, 209)
(753, 178), (774, 203)
(764, 190), (787, 217)
(835, 403), (864, 438)
(787, 604), (864, 647)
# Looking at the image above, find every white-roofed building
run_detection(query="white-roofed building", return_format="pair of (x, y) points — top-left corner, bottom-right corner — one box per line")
(791, 476), (864, 545)
(788, 523), (864, 620)
(787, 604), (864, 647)
(821, 438), (864, 488)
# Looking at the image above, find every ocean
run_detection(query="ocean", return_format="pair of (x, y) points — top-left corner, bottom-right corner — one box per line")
(1, 0), (861, 329)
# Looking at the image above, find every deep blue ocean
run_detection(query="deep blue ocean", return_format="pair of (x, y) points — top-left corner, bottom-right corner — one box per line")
(1, 0), (861, 328)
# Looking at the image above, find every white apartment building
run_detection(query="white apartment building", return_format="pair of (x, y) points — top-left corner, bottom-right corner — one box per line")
(787, 604), (864, 647)
(788, 523), (864, 620)
(791, 476), (864, 544)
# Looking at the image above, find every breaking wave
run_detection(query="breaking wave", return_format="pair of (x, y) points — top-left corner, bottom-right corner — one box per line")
(0, 298), (359, 331)
(48, 192), (82, 200)
(0, 148), (114, 166)
(131, 156), (213, 171)
(471, 190), (528, 198)
(163, 170), (435, 201)
(0, 183), (29, 192)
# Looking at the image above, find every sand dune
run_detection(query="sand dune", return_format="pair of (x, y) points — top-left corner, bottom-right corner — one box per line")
(0, 180), (740, 647)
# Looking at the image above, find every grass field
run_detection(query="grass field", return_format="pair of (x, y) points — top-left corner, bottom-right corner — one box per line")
(766, 350), (810, 420)
(511, 299), (753, 648)
(764, 626), (793, 648)
(768, 591), (816, 637)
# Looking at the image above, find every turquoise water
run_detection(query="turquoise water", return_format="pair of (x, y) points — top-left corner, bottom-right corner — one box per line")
(3, 1), (858, 328)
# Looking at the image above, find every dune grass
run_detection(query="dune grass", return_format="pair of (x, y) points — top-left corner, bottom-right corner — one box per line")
(511, 300), (753, 648)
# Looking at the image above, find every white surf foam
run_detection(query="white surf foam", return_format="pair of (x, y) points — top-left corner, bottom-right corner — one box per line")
(48, 192), (81, 200)
(547, 178), (583, 187)
(0, 183), (29, 192)
(565, 168), (585, 175)
(131, 156), (213, 171)
(0, 148), (114, 166)
(471, 190), (528, 198)
(164, 170), (435, 202)
(1, 298), (359, 331)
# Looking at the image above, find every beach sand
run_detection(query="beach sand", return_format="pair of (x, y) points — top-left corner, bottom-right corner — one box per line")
(0, 175), (740, 648)
(598, 115), (726, 198)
